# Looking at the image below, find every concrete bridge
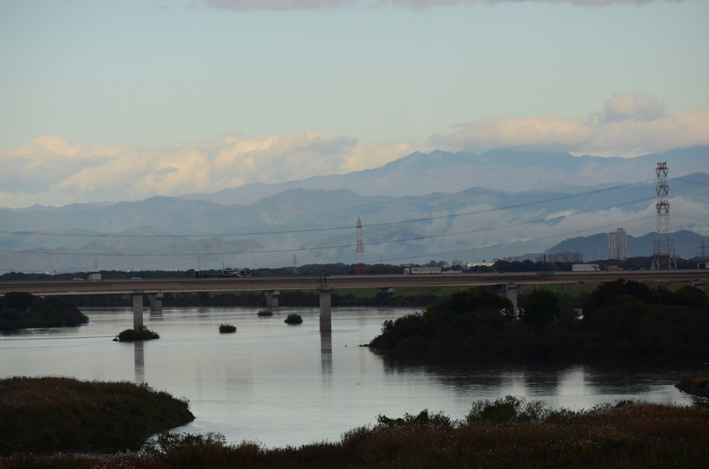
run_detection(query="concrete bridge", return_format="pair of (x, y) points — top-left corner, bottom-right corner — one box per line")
(1, 270), (706, 332)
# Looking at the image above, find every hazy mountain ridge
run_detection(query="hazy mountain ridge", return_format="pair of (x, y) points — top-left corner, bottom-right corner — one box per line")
(1, 147), (707, 272)
(180, 146), (709, 205)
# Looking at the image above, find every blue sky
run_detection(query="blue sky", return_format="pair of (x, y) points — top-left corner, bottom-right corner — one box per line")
(1, 0), (708, 206)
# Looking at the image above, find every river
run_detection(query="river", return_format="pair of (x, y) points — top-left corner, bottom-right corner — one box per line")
(0, 306), (703, 448)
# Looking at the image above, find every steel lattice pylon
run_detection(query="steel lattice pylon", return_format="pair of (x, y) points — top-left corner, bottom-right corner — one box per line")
(354, 217), (366, 275)
(652, 162), (677, 270)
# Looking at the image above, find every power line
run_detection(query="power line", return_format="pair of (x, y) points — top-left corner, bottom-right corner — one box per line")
(380, 214), (656, 263)
(0, 178), (661, 239)
(0, 198), (666, 258)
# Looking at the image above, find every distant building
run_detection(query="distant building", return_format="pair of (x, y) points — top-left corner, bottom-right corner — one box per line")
(608, 228), (628, 260)
(536, 251), (583, 263)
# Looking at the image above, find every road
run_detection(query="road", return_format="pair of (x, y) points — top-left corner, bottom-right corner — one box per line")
(1, 270), (707, 296)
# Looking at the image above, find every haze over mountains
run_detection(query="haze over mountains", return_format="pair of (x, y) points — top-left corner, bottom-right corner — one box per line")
(182, 146), (709, 204)
(1, 147), (708, 273)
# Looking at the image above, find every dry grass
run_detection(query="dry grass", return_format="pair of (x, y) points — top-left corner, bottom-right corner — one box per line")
(2, 398), (708, 468)
(0, 377), (194, 456)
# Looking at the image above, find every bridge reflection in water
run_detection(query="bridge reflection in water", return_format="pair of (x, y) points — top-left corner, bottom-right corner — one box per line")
(321, 331), (332, 383)
(134, 341), (145, 384)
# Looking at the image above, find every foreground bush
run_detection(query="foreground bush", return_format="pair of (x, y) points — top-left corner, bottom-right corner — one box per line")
(0, 377), (194, 456)
(117, 326), (160, 342)
(3, 397), (709, 468)
(0, 292), (88, 331)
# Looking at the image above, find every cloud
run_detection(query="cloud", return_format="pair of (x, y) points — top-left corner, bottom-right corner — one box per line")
(0, 133), (412, 208)
(199, 0), (674, 11)
(428, 93), (709, 157)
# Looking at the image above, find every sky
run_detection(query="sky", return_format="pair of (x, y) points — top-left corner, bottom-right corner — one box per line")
(1, 0), (708, 208)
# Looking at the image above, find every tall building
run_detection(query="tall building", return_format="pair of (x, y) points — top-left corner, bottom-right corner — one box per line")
(608, 228), (627, 260)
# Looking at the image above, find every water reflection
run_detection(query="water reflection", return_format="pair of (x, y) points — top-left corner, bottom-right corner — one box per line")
(321, 331), (332, 382)
(134, 341), (145, 384)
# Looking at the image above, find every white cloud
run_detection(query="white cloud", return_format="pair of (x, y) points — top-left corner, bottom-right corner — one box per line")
(0, 132), (412, 208)
(428, 93), (709, 157)
(199, 0), (675, 11)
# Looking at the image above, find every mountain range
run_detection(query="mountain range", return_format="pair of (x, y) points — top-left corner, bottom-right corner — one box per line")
(1, 147), (707, 273)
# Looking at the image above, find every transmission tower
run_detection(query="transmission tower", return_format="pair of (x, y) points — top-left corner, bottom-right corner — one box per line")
(652, 162), (677, 270)
(354, 217), (366, 275)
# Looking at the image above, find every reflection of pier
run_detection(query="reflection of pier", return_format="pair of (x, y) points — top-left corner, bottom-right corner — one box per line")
(321, 331), (332, 380)
(134, 341), (145, 384)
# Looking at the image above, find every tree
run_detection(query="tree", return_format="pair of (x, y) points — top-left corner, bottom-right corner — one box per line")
(521, 289), (560, 329)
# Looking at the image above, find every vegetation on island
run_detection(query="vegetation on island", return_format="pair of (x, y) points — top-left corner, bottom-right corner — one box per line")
(0, 377), (194, 456)
(284, 314), (303, 325)
(117, 326), (160, 342)
(219, 324), (237, 333)
(369, 280), (709, 363)
(676, 375), (709, 398)
(0, 292), (88, 331)
(3, 397), (709, 468)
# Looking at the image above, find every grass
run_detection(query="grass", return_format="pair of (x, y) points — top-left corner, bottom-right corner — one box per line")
(2, 397), (709, 468)
(0, 377), (194, 456)
(117, 326), (160, 342)
(219, 324), (237, 333)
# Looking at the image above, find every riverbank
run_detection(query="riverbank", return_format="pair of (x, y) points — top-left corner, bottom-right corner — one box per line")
(0, 293), (88, 331)
(676, 375), (709, 398)
(0, 377), (194, 456)
(370, 281), (709, 364)
(2, 398), (708, 468)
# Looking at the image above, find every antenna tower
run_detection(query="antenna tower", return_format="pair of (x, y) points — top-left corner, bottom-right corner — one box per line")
(354, 217), (366, 275)
(652, 162), (677, 270)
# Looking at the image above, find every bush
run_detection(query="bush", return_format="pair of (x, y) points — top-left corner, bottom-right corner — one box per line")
(0, 293), (89, 331)
(284, 314), (303, 325)
(0, 377), (194, 456)
(219, 324), (237, 333)
(117, 326), (160, 342)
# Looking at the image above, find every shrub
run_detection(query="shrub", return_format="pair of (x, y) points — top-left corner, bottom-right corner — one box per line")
(284, 314), (303, 325)
(117, 326), (160, 342)
(219, 324), (237, 333)
(0, 377), (194, 456)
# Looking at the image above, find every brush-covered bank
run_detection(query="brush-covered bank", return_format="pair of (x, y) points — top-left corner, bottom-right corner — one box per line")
(2, 397), (708, 468)
(369, 280), (709, 364)
(0, 293), (88, 331)
(0, 377), (194, 456)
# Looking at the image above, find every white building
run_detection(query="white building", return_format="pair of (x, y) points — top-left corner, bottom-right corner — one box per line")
(608, 228), (628, 260)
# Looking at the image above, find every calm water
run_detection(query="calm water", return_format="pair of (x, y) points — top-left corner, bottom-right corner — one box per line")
(0, 306), (705, 448)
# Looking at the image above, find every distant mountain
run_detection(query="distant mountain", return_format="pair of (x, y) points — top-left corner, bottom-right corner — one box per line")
(180, 146), (709, 204)
(1, 159), (707, 272)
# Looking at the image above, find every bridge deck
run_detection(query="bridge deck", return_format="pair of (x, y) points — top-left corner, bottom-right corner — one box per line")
(0, 270), (707, 296)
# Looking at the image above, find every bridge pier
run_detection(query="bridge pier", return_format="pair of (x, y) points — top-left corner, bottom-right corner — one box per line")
(148, 292), (163, 315)
(132, 292), (144, 330)
(506, 283), (519, 320)
(264, 290), (280, 314)
(318, 286), (333, 332)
